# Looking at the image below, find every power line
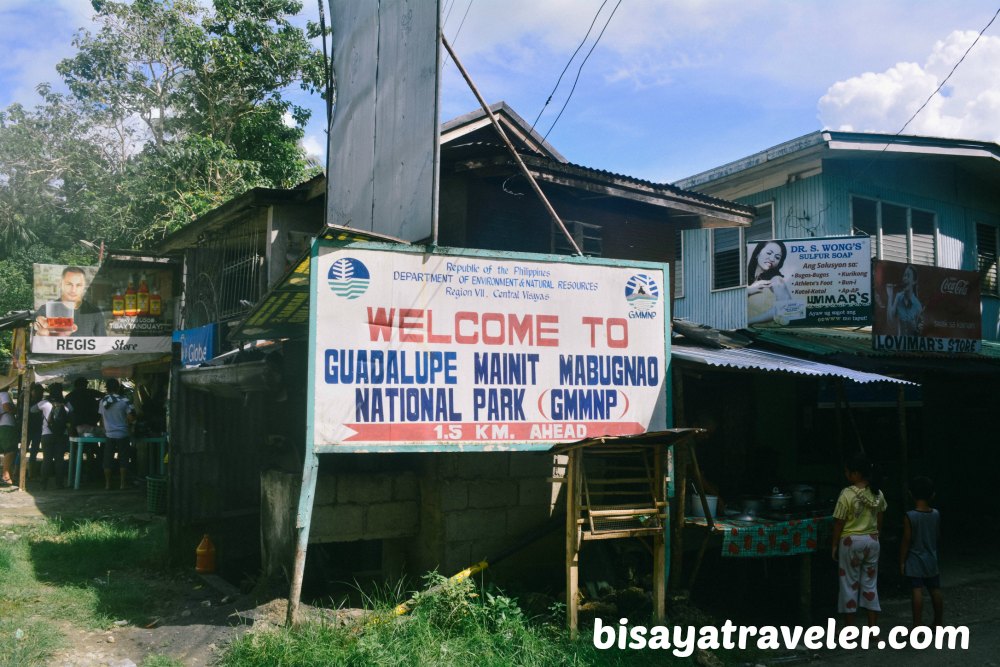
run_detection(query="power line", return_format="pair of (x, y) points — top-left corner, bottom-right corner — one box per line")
(543, 0), (622, 141)
(443, 0), (474, 68)
(530, 0), (610, 133)
(896, 6), (999, 136)
(853, 5), (999, 182)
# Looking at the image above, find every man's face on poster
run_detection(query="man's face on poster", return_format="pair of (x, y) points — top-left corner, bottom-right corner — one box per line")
(60, 270), (87, 308)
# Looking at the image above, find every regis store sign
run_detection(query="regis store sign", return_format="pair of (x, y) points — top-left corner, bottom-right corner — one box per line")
(308, 243), (669, 451)
(872, 260), (982, 353)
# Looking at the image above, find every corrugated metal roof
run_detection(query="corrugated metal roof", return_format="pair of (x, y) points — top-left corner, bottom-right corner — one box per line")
(672, 344), (915, 385)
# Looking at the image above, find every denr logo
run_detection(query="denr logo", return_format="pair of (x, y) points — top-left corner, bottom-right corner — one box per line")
(328, 257), (371, 300)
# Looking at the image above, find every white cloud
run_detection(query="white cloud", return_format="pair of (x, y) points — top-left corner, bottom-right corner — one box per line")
(818, 30), (1000, 142)
(301, 133), (325, 165)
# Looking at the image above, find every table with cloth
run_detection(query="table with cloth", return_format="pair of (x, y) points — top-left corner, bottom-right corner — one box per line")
(684, 514), (834, 622)
(684, 515), (833, 557)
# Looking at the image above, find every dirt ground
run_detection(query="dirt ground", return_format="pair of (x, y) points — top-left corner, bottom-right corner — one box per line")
(4, 486), (998, 666)
(0, 486), (297, 667)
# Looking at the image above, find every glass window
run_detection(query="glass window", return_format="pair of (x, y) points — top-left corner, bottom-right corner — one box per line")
(712, 203), (774, 289)
(978, 223), (999, 296)
(851, 196), (936, 266)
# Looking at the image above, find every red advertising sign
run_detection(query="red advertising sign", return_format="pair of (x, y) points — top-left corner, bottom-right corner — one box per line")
(872, 261), (981, 353)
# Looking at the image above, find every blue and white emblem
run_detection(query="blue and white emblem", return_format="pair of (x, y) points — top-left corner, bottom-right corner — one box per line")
(624, 274), (659, 312)
(328, 257), (370, 299)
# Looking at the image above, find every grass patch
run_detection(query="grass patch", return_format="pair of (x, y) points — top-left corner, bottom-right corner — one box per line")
(0, 517), (169, 667)
(142, 655), (186, 667)
(220, 573), (693, 667)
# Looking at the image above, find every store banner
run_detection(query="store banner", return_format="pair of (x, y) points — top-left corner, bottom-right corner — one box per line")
(31, 263), (174, 355)
(745, 237), (871, 327)
(173, 324), (216, 366)
(310, 244), (669, 449)
(872, 260), (981, 353)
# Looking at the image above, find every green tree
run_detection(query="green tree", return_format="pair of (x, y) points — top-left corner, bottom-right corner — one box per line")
(32, 0), (324, 246)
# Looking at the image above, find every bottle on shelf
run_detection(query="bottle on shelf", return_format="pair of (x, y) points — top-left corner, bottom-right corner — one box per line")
(111, 283), (125, 317)
(149, 280), (162, 318)
(137, 273), (150, 316)
(124, 276), (138, 317)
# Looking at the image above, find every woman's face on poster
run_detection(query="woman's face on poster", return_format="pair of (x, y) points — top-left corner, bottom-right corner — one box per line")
(756, 242), (784, 274)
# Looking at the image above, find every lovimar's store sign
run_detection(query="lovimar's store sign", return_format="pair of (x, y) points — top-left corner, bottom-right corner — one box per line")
(31, 263), (174, 355)
(308, 243), (670, 451)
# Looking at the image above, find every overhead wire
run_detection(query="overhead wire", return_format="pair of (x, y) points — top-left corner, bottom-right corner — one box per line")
(542, 0), (623, 141)
(443, 0), (474, 68)
(529, 0), (610, 133)
(852, 5), (999, 183)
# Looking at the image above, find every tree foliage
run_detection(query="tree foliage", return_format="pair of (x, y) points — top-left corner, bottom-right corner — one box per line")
(0, 0), (326, 259)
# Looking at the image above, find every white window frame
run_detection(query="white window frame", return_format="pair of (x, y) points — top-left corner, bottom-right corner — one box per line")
(850, 196), (937, 266)
(977, 222), (999, 298)
(710, 202), (775, 292)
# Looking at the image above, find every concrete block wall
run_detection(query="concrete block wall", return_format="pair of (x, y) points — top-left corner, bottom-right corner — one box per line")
(309, 471), (420, 543)
(261, 452), (567, 584)
(410, 452), (564, 577)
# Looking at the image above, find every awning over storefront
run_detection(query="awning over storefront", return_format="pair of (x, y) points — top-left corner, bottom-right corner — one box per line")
(672, 344), (915, 385)
(28, 353), (171, 382)
(750, 327), (1000, 376)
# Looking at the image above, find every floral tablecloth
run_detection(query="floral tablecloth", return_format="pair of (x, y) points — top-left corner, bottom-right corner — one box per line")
(685, 515), (833, 558)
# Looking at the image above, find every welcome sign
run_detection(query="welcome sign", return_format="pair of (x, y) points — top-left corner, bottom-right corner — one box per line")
(308, 243), (670, 451)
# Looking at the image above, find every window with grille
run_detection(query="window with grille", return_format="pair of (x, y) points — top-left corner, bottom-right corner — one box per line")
(552, 220), (602, 257)
(851, 196), (936, 265)
(712, 203), (774, 289)
(977, 223), (999, 296)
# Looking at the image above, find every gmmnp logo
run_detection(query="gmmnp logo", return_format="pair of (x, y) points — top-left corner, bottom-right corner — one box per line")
(328, 257), (371, 299)
(624, 274), (659, 315)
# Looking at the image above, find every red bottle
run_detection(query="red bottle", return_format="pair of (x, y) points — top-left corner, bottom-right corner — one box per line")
(137, 273), (150, 316)
(124, 278), (138, 317)
(112, 284), (125, 317)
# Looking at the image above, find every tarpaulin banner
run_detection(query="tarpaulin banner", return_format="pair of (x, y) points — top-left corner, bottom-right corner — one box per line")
(32, 263), (174, 355)
(872, 260), (981, 353)
(746, 237), (871, 327)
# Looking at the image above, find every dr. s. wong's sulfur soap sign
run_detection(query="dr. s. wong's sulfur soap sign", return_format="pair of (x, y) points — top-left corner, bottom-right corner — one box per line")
(745, 236), (872, 328)
(309, 244), (670, 450)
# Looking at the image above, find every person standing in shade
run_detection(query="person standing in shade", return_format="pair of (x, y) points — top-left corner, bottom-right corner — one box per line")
(98, 379), (135, 490)
(0, 387), (17, 488)
(66, 378), (104, 479)
(900, 476), (943, 627)
(31, 383), (70, 489)
(25, 383), (44, 480)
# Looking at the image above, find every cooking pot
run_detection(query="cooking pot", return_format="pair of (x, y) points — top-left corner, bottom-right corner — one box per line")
(788, 484), (815, 506)
(766, 487), (791, 510)
(739, 496), (763, 514)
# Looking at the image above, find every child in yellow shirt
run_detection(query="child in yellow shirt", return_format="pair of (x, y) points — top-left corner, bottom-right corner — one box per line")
(831, 453), (887, 626)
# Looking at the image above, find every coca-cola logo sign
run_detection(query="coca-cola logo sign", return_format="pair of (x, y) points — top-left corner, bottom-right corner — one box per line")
(940, 277), (970, 295)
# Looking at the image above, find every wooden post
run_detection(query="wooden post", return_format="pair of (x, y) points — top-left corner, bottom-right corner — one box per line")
(286, 451), (321, 626)
(17, 368), (33, 489)
(669, 442), (688, 590)
(653, 445), (666, 621)
(798, 553), (812, 623)
(685, 445), (713, 591)
(565, 450), (580, 636)
(897, 385), (910, 518)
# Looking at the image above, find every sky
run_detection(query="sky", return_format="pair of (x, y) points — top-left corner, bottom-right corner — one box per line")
(1, 1), (999, 184)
